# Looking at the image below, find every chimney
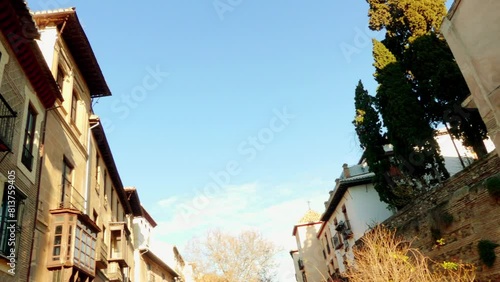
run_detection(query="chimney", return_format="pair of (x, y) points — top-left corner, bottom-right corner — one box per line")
(342, 163), (350, 179)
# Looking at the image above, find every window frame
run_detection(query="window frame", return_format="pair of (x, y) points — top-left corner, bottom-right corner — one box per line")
(70, 91), (78, 124)
(21, 104), (37, 171)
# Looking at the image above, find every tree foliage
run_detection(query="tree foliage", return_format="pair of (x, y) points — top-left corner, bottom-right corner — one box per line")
(185, 228), (280, 282)
(374, 39), (448, 182)
(367, 0), (447, 52)
(353, 81), (397, 205)
(366, 0), (488, 158)
(354, 0), (489, 207)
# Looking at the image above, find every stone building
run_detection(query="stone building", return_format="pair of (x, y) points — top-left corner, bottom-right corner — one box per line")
(27, 7), (139, 282)
(0, 0), (61, 280)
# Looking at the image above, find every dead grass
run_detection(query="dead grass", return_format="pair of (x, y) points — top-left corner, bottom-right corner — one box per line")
(344, 225), (475, 282)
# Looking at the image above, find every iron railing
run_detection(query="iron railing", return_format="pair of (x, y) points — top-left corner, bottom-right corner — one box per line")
(58, 182), (85, 213)
(0, 93), (17, 152)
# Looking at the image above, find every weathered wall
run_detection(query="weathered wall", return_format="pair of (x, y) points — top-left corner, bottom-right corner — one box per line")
(384, 153), (500, 281)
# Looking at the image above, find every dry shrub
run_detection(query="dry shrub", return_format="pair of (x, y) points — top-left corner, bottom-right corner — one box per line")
(344, 225), (475, 282)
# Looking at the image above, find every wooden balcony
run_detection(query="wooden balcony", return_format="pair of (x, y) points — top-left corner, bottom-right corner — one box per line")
(47, 210), (100, 278)
(108, 222), (131, 268)
(96, 237), (108, 269)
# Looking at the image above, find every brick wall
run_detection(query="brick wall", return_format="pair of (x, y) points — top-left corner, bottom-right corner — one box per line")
(384, 152), (500, 281)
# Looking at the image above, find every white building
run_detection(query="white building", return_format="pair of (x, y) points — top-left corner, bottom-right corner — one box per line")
(319, 163), (394, 277)
(291, 209), (329, 282)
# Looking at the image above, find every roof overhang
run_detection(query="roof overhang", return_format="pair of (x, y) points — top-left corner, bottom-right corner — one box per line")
(124, 187), (143, 217)
(141, 205), (158, 227)
(140, 248), (180, 278)
(447, 0), (462, 20)
(92, 123), (132, 214)
(33, 8), (111, 98)
(292, 221), (323, 236)
(320, 174), (374, 222)
(0, 0), (62, 108)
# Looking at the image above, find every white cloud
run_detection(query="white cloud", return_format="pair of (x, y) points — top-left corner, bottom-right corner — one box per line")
(150, 179), (333, 281)
(157, 196), (179, 207)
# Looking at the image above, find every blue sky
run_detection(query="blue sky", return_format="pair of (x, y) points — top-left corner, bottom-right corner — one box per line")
(30, 0), (390, 280)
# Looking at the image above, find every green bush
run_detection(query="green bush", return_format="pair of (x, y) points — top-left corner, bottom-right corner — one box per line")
(478, 240), (499, 267)
(485, 176), (500, 198)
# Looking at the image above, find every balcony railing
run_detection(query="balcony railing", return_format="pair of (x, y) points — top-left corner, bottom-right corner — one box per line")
(58, 183), (85, 213)
(0, 93), (17, 152)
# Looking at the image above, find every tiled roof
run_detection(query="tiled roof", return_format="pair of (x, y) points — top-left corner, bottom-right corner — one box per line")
(32, 8), (112, 97)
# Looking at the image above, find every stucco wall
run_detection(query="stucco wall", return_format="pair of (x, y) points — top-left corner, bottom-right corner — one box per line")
(441, 0), (500, 157)
(296, 223), (329, 281)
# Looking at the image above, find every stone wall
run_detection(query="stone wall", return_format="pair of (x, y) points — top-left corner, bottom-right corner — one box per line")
(384, 152), (500, 281)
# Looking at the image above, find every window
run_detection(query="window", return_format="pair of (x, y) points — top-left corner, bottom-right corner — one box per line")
(325, 234), (331, 254)
(103, 170), (108, 208)
(48, 214), (97, 275)
(93, 209), (98, 225)
(70, 91), (78, 123)
(115, 199), (119, 221)
(0, 181), (26, 257)
(108, 222), (130, 265)
(342, 205), (352, 230)
(95, 153), (100, 194)
(60, 159), (73, 208)
(73, 221), (96, 273)
(110, 188), (114, 219)
(21, 104), (37, 171)
(333, 233), (343, 250)
(56, 66), (65, 91)
(0, 93), (17, 152)
(110, 229), (122, 257)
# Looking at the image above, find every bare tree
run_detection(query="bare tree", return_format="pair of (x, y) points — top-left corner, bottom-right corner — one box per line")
(185, 228), (280, 282)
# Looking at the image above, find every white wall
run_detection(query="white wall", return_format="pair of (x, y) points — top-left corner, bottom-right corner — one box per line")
(325, 183), (393, 273)
(295, 223), (328, 282)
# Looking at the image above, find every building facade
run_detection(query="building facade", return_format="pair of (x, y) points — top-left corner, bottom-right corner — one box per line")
(319, 163), (394, 278)
(441, 0), (500, 157)
(0, 1), (61, 281)
(27, 8), (139, 282)
(292, 210), (329, 282)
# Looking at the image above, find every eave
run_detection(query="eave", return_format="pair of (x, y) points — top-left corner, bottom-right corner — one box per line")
(124, 187), (143, 217)
(32, 8), (111, 98)
(0, 0), (62, 108)
(141, 206), (158, 227)
(320, 174), (374, 222)
(292, 221), (323, 236)
(92, 123), (132, 214)
(140, 248), (180, 278)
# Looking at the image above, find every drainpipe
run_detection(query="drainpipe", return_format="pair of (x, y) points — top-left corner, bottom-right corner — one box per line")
(84, 115), (100, 215)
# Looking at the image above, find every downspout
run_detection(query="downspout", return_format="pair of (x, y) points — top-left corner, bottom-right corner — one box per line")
(84, 115), (100, 215)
